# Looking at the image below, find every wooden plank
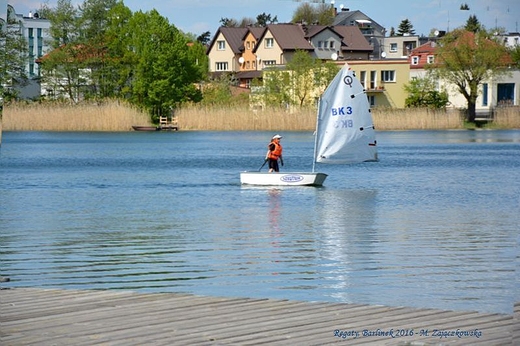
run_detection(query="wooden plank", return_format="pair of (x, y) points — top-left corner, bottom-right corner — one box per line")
(0, 289), (515, 346)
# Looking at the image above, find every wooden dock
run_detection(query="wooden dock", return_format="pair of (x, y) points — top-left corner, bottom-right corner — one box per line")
(1, 288), (517, 345)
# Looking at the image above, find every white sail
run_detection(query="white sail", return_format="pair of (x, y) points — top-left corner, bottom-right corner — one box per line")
(315, 63), (378, 164)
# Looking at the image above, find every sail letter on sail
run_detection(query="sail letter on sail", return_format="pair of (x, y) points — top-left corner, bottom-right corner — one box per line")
(315, 63), (378, 164)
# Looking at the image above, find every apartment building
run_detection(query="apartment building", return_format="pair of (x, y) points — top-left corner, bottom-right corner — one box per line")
(6, 4), (51, 99)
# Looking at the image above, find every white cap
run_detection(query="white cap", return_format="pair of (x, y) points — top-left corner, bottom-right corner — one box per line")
(272, 134), (282, 139)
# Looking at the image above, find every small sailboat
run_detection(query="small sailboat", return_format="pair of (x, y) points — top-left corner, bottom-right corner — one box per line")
(240, 63), (378, 186)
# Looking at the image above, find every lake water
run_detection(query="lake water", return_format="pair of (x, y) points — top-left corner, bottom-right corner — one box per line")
(0, 130), (519, 314)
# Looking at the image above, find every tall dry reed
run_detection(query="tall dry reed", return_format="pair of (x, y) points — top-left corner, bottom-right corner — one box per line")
(372, 108), (464, 130)
(3, 102), (517, 132)
(494, 106), (520, 128)
(3, 100), (150, 131)
(177, 105), (466, 131)
(177, 105), (317, 131)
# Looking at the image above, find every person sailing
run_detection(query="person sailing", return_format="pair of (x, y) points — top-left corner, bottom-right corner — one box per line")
(266, 134), (284, 172)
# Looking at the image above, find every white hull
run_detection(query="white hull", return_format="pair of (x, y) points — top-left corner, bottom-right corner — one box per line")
(240, 172), (328, 186)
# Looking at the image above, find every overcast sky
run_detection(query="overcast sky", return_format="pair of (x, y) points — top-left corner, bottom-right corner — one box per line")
(12, 0), (520, 37)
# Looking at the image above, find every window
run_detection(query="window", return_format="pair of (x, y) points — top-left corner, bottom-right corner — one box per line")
(329, 41), (335, 49)
(265, 38), (274, 48)
(370, 70), (376, 89)
(427, 55), (435, 64)
(390, 43), (398, 52)
(264, 60), (276, 66)
(360, 71), (366, 88)
(246, 41), (250, 50)
(381, 70), (395, 82)
(317, 41), (323, 49)
(215, 62), (228, 71)
(28, 28), (33, 38)
(482, 83), (488, 106)
(368, 95), (375, 106)
(217, 40), (226, 50)
(411, 56), (419, 65)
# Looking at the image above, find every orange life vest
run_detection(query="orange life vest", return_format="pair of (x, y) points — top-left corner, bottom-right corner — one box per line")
(267, 141), (282, 160)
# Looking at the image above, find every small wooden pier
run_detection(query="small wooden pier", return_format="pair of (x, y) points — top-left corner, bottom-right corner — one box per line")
(1, 288), (517, 345)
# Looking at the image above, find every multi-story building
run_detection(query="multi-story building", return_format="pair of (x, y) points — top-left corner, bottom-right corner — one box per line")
(206, 23), (373, 89)
(6, 4), (51, 99)
(348, 59), (410, 108)
(332, 7), (385, 59)
(409, 38), (519, 114)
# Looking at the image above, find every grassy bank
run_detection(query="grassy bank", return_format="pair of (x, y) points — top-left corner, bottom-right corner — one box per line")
(3, 102), (519, 131)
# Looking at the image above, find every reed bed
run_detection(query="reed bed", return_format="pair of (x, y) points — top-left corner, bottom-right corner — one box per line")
(2, 102), (518, 132)
(3, 100), (150, 131)
(177, 105), (317, 131)
(177, 105), (465, 131)
(494, 106), (520, 128)
(372, 107), (464, 130)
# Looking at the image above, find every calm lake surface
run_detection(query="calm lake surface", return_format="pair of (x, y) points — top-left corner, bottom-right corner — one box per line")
(1, 130), (519, 314)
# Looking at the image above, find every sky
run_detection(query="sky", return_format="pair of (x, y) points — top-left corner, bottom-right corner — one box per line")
(11, 0), (520, 37)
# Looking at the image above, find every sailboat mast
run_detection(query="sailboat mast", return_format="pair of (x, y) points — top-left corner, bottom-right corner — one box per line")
(312, 97), (321, 173)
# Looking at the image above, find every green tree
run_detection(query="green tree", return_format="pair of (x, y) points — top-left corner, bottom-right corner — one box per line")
(219, 17), (239, 27)
(125, 10), (202, 118)
(397, 19), (415, 36)
(43, 0), (79, 47)
(196, 31), (211, 45)
(510, 45), (520, 68)
(260, 69), (292, 108)
(286, 51), (317, 107)
(0, 13), (29, 100)
(200, 74), (235, 106)
(259, 51), (339, 108)
(404, 76), (449, 109)
(430, 28), (511, 122)
(78, 0), (118, 42)
(75, 0), (120, 99)
(292, 3), (334, 25)
(464, 15), (481, 33)
(101, 2), (135, 98)
(39, 0), (87, 102)
(256, 13), (278, 27)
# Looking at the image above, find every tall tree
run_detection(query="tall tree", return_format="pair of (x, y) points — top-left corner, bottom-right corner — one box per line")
(464, 15), (481, 33)
(40, 0), (86, 102)
(44, 0), (79, 47)
(219, 17), (239, 27)
(78, 0), (118, 42)
(259, 51), (339, 108)
(404, 76), (449, 109)
(75, 0), (119, 99)
(256, 13), (278, 27)
(430, 28), (512, 122)
(196, 31), (211, 45)
(125, 10), (202, 117)
(0, 12), (29, 100)
(510, 45), (520, 68)
(291, 3), (334, 25)
(396, 19), (415, 36)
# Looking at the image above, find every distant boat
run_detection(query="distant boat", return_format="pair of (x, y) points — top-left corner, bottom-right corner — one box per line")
(240, 62), (378, 186)
(132, 125), (160, 131)
(131, 125), (178, 131)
